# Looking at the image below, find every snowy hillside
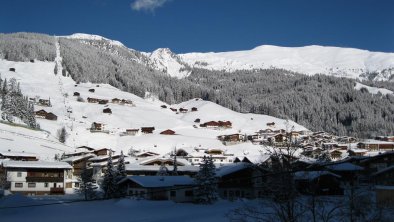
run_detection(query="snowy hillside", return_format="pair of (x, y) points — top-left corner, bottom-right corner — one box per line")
(0, 41), (307, 161)
(179, 45), (394, 80)
(63, 33), (394, 81)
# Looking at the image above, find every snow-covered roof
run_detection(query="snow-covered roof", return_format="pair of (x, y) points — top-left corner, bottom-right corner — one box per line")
(372, 165), (394, 176)
(0, 151), (38, 157)
(61, 154), (96, 163)
(125, 164), (199, 172)
(2, 160), (72, 169)
(118, 176), (194, 187)
(294, 171), (341, 181)
(216, 162), (253, 177)
(359, 139), (394, 145)
(325, 162), (364, 171)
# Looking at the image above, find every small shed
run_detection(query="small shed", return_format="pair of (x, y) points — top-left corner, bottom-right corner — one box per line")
(112, 98), (120, 104)
(160, 129), (176, 135)
(45, 112), (58, 121)
(141, 127), (155, 134)
(73, 92), (80, 96)
(179, 108), (188, 113)
(35, 109), (48, 118)
(267, 122), (275, 127)
(161, 105), (167, 109)
(9, 68), (15, 72)
(103, 108), (112, 114)
(98, 99), (109, 105)
(191, 107), (198, 112)
(194, 118), (201, 123)
(89, 89), (95, 93)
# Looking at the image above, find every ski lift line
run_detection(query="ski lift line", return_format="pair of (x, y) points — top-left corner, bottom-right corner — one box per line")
(0, 129), (72, 148)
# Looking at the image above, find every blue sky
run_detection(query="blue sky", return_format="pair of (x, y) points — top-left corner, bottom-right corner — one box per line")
(0, 0), (393, 53)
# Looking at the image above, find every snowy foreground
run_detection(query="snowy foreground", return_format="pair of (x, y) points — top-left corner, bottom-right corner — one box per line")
(0, 195), (243, 222)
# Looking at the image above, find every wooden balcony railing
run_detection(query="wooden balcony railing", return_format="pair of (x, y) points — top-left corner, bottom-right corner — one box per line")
(50, 187), (65, 194)
(26, 176), (64, 182)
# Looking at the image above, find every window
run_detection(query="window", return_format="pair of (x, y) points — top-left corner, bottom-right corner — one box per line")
(17, 172), (22, 177)
(44, 183), (49, 188)
(170, 191), (176, 197)
(75, 182), (80, 188)
(15, 183), (23, 188)
(28, 183), (36, 188)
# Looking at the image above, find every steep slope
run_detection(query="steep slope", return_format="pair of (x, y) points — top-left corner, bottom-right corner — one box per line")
(0, 58), (307, 161)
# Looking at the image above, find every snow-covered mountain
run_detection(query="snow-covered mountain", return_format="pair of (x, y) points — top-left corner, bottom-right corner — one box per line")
(61, 33), (394, 81)
(0, 38), (307, 161)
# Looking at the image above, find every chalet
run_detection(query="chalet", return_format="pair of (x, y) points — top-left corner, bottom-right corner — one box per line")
(186, 149), (234, 166)
(160, 129), (176, 135)
(45, 112), (57, 121)
(120, 99), (133, 106)
(266, 122), (275, 127)
(161, 105), (167, 109)
(0, 160), (72, 195)
(179, 108), (188, 113)
(30, 59), (35, 63)
(76, 146), (96, 152)
(294, 171), (343, 195)
(112, 98), (120, 104)
(191, 107), (198, 112)
(118, 176), (195, 202)
(125, 129), (139, 136)
(194, 118), (200, 123)
(140, 157), (186, 166)
(125, 164), (198, 177)
(73, 92), (80, 96)
(9, 68), (15, 72)
(141, 127), (155, 134)
(375, 136), (394, 142)
(38, 99), (51, 107)
(87, 97), (99, 103)
(348, 149), (368, 157)
(216, 163), (264, 199)
(93, 148), (115, 156)
(200, 121), (219, 128)
(135, 151), (160, 158)
(98, 99), (109, 105)
(170, 108), (177, 112)
(330, 149), (343, 160)
(89, 89), (95, 93)
(90, 122), (104, 131)
(359, 152), (394, 174)
(357, 140), (394, 151)
(217, 134), (244, 145)
(372, 166), (394, 207)
(61, 154), (96, 177)
(35, 109), (48, 118)
(103, 108), (112, 114)
(218, 121), (232, 128)
(0, 151), (38, 161)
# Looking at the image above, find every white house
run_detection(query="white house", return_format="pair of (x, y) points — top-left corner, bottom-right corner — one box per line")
(0, 160), (72, 195)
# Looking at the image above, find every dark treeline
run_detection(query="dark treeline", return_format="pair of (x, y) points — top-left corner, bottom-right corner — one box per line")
(1, 33), (393, 138)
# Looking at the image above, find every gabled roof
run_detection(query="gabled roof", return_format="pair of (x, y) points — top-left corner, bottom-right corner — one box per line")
(216, 162), (254, 177)
(0, 151), (38, 158)
(294, 171), (341, 181)
(325, 162), (364, 171)
(2, 160), (72, 169)
(118, 176), (194, 188)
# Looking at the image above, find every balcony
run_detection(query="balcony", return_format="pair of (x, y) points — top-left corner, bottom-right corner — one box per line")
(26, 176), (64, 182)
(50, 187), (65, 194)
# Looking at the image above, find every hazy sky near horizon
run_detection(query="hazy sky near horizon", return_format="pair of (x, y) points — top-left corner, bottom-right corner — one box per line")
(0, 0), (393, 53)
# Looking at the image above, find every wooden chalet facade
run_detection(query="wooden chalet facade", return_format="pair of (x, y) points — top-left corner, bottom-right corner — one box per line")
(0, 160), (72, 195)
(141, 127), (155, 134)
(358, 140), (394, 151)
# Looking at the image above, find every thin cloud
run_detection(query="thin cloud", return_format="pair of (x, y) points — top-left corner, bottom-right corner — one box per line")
(131, 0), (171, 12)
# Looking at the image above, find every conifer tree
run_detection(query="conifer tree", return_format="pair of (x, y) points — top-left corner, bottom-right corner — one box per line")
(101, 152), (117, 199)
(77, 166), (98, 200)
(194, 155), (218, 204)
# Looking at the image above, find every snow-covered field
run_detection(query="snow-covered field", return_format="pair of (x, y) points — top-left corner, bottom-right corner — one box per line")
(354, 82), (393, 95)
(0, 195), (242, 222)
(0, 40), (306, 160)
